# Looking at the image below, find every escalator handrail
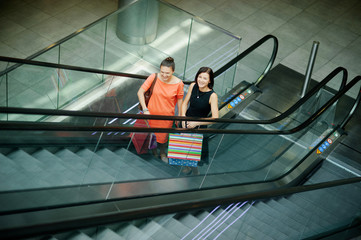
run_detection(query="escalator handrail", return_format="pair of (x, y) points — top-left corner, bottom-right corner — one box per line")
(1, 76), (360, 134)
(0, 56), (349, 127)
(213, 34), (278, 87)
(0, 56), (148, 80)
(0, 68), (352, 127)
(340, 76), (361, 129)
(0, 174), (360, 239)
(216, 66), (348, 124)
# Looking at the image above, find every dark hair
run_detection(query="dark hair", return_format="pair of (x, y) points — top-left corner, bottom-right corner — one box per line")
(195, 67), (214, 89)
(160, 57), (175, 71)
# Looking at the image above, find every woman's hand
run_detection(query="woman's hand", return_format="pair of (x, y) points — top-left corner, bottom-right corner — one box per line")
(143, 109), (150, 115)
(187, 121), (200, 128)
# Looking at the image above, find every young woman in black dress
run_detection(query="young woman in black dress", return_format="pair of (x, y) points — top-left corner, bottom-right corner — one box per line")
(181, 67), (219, 174)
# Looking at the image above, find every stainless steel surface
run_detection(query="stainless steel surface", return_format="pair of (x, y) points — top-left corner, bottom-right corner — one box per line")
(116, 0), (159, 44)
(301, 41), (320, 98)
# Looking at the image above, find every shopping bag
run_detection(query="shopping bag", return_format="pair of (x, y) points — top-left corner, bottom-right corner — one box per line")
(167, 133), (203, 166)
(148, 133), (157, 150)
(131, 118), (151, 154)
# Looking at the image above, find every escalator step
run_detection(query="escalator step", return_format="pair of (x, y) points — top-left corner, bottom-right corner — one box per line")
(112, 148), (177, 177)
(0, 153), (24, 174)
(295, 190), (357, 223)
(276, 198), (315, 225)
(237, 221), (276, 240)
(55, 149), (91, 170)
(92, 227), (125, 240)
(242, 212), (289, 240)
(7, 149), (44, 172)
(141, 220), (179, 240)
(67, 231), (92, 240)
(266, 198), (326, 234)
(250, 203), (299, 236)
(287, 195), (338, 225)
(32, 149), (68, 171)
(116, 224), (151, 240)
(160, 218), (193, 239)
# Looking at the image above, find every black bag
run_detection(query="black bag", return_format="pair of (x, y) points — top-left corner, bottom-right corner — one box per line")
(139, 73), (157, 111)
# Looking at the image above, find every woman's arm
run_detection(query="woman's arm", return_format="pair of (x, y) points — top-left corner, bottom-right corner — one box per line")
(209, 92), (219, 118)
(137, 87), (149, 114)
(181, 83), (195, 116)
(181, 83), (195, 128)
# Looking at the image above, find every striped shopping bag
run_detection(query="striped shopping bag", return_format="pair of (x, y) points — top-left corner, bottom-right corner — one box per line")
(167, 133), (203, 166)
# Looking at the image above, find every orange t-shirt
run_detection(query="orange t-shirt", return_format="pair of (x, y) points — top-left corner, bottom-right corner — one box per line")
(141, 73), (184, 143)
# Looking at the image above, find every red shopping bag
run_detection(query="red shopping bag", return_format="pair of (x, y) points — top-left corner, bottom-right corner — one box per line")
(131, 118), (151, 154)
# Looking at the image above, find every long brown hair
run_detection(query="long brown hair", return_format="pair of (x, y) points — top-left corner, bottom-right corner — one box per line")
(195, 67), (214, 89)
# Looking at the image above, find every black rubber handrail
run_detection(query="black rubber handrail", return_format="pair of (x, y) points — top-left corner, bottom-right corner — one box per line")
(213, 34), (278, 87)
(0, 56), (148, 80)
(0, 56), (348, 127)
(1, 76), (360, 134)
(0, 173), (359, 239)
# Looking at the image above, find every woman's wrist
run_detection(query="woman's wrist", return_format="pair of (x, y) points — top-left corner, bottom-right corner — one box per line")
(143, 108), (148, 112)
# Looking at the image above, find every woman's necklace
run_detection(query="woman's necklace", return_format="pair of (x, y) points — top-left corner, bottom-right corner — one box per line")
(197, 85), (210, 98)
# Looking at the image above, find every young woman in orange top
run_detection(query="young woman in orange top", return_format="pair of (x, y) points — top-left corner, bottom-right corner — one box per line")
(137, 57), (184, 163)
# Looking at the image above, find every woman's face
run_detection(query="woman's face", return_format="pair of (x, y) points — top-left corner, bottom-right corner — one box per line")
(160, 66), (174, 82)
(197, 72), (210, 89)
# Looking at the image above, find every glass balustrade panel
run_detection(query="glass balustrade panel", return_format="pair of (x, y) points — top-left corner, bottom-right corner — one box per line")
(58, 21), (107, 70)
(182, 19), (241, 83)
(32, 45), (60, 64)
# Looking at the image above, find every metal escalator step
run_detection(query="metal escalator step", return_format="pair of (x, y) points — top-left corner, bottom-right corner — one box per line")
(151, 213), (176, 225)
(55, 149), (91, 170)
(92, 227), (125, 240)
(93, 148), (130, 168)
(113, 148), (177, 177)
(0, 153), (23, 191)
(258, 200), (309, 230)
(237, 221), (276, 240)
(304, 180), (361, 210)
(31, 149), (68, 171)
(295, 190), (358, 223)
(7, 149), (43, 172)
(160, 218), (193, 239)
(116, 223), (152, 240)
(141, 220), (179, 240)
(67, 231), (93, 240)
(250, 203), (299, 237)
(243, 212), (289, 240)
(286, 195), (338, 225)
(275, 198), (314, 224)
(0, 153), (21, 174)
(177, 214), (202, 229)
(76, 148), (118, 173)
(265, 198), (325, 234)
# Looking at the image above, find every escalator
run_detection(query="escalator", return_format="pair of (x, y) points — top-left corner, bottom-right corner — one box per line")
(0, 66), (360, 239)
(1, 0), (360, 237)
(1, 29), (361, 238)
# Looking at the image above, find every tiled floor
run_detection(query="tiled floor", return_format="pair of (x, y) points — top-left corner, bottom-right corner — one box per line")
(1, 0), (360, 80)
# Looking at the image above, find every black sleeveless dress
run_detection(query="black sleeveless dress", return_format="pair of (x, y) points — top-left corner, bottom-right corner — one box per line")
(185, 84), (214, 165)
